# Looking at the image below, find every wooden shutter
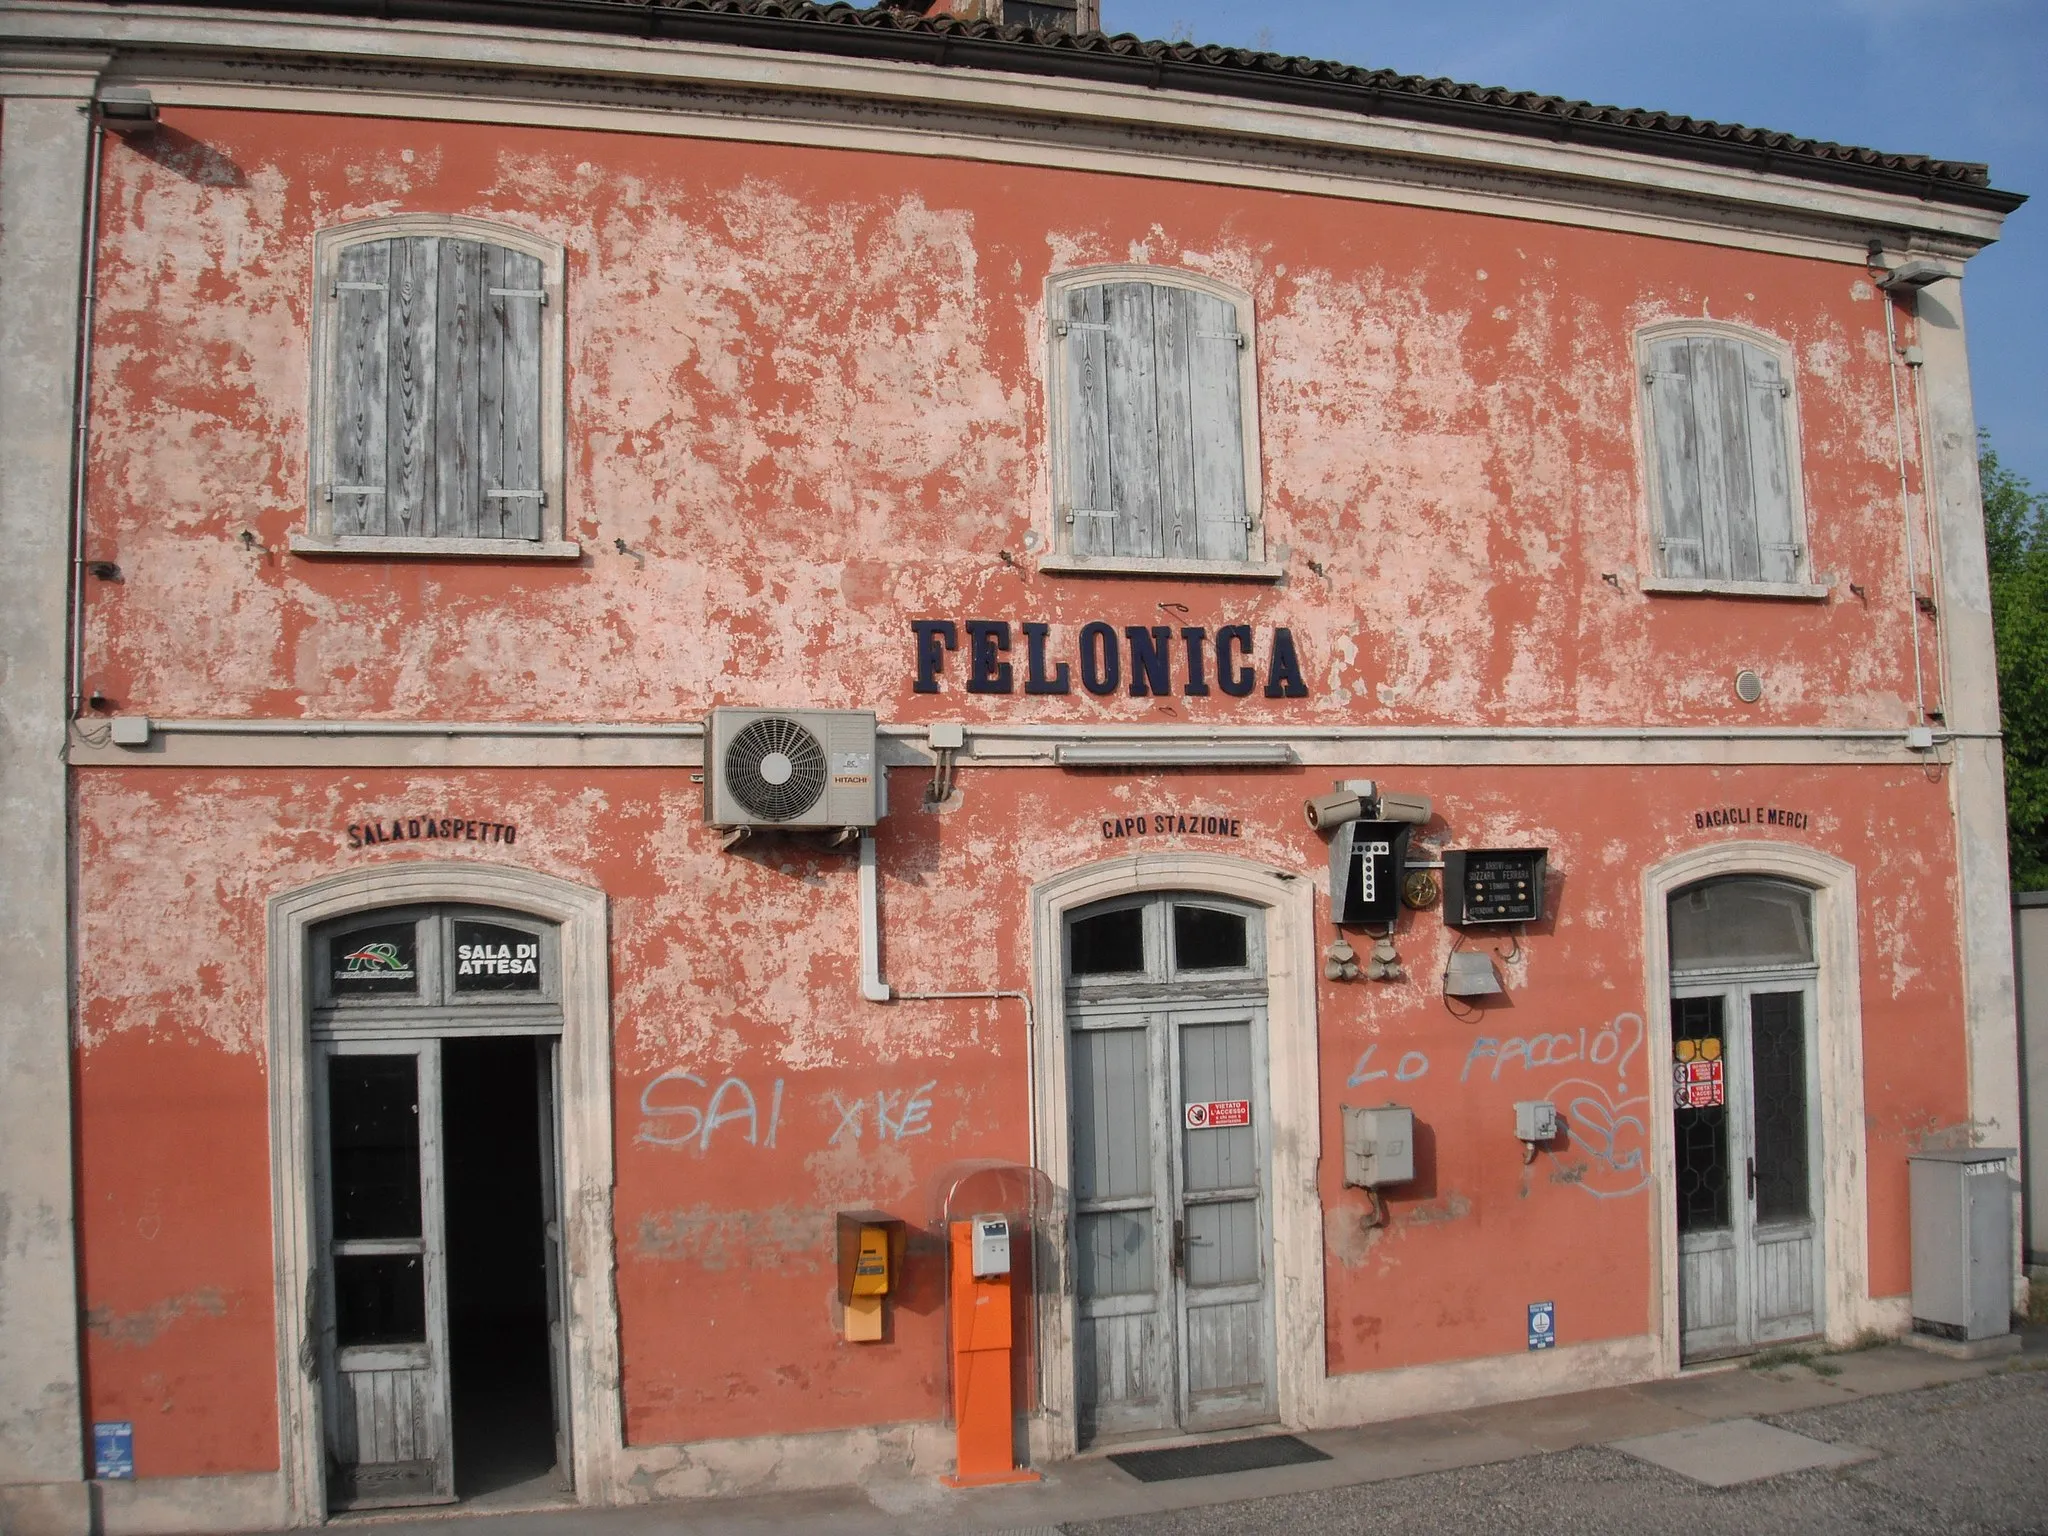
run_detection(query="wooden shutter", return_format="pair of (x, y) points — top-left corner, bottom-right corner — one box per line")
(1102, 282), (1163, 557)
(331, 241), (391, 537)
(385, 236), (438, 536)
(1063, 280), (1249, 561)
(1644, 334), (1800, 584)
(329, 234), (544, 542)
(1740, 346), (1801, 584)
(482, 245), (545, 541)
(1064, 284), (1117, 557)
(1183, 288), (1249, 562)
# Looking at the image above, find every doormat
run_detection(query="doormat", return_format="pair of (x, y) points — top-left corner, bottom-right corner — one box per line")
(1108, 1434), (1333, 1483)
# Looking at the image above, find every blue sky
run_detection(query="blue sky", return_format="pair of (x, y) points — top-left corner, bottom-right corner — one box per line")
(1109, 0), (2046, 498)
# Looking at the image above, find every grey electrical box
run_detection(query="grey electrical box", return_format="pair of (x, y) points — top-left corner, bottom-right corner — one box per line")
(1514, 1100), (1560, 1143)
(1909, 1147), (2016, 1342)
(1342, 1104), (1414, 1187)
(970, 1214), (1011, 1278)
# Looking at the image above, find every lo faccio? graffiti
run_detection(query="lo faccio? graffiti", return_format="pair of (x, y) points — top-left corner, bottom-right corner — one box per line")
(1346, 1014), (1650, 1199)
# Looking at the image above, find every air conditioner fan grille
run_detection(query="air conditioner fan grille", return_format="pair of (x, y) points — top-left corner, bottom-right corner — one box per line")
(724, 716), (828, 822)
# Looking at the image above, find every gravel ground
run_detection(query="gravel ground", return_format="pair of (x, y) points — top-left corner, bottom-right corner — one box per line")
(1064, 1367), (2048, 1536)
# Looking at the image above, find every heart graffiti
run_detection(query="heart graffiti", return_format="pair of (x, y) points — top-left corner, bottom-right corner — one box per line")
(1542, 1077), (1650, 1199)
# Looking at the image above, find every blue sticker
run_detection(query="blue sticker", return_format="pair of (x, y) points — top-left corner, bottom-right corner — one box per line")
(94, 1421), (134, 1480)
(1528, 1301), (1556, 1351)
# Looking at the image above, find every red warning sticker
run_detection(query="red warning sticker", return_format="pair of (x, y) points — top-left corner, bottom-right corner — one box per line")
(1672, 1059), (1725, 1109)
(1185, 1100), (1251, 1129)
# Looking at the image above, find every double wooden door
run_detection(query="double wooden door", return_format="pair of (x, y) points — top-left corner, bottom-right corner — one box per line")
(314, 1036), (569, 1508)
(1070, 1003), (1277, 1443)
(1673, 978), (1822, 1361)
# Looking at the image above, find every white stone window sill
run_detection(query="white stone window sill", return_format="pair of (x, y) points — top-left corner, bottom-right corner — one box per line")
(290, 534), (584, 561)
(1039, 554), (1287, 583)
(1639, 576), (1832, 601)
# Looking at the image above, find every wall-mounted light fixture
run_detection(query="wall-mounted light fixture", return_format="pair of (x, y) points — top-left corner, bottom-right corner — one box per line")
(1443, 949), (1502, 997)
(1877, 257), (1950, 291)
(1057, 741), (1297, 768)
(94, 87), (159, 130)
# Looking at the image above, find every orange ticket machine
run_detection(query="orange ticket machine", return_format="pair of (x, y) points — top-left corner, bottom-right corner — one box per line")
(941, 1215), (1038, 1487)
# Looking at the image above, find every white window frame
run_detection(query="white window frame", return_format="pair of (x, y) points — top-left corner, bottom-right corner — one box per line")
(1633, 319), (1826, 600)
(296, 214), (576, 560)
(1042, 265), (1277, 582)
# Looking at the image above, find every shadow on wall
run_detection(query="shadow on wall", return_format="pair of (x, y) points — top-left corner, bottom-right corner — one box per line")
(119, 124), (247, 188)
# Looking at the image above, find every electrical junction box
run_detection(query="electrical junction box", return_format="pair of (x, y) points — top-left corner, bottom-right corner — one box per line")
(1909, 1148), (2016, 1342)
(1342, 1104), (1414, 1188)
(1515, 1100), (1561, 1143)
(1330, 821), (1412, 927)
(1444, 848), (1548, 926)
(969, 1215), (1011, 1278)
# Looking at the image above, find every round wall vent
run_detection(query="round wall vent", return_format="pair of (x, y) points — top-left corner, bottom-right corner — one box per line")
(1734, 669), (1764, 704)
(724, 716), (828, 821)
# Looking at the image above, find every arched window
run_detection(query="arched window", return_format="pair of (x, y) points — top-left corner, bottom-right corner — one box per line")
(301, 217), (573, 558)
(1638, 326), (1809, 591)
(1048, 268), (1266, 574)
(1669, 876), (1814, 973)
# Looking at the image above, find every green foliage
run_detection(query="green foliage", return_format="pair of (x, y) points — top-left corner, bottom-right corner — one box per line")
(1984, 434), (2048, 891)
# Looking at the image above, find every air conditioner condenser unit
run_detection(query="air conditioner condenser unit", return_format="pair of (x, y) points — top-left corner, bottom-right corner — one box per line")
(704, 708), (881, 831)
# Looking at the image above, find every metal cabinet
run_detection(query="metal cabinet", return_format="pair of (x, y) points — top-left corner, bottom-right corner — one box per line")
(1910, 1147), (2017, 1342)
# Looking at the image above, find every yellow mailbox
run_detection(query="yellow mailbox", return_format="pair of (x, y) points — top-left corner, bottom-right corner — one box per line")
(835, 1210), (904, 1343)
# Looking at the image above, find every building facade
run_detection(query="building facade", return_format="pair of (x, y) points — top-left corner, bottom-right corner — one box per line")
(0, 2), (2026, 1530)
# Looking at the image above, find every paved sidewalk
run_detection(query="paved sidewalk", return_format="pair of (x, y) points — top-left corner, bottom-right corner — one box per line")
(331, 1336), (2047, 1536)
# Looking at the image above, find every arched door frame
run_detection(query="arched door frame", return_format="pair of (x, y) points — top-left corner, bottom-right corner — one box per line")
(1028, 853), (1320, 1459)
(1642, 842), (1869, 1374)
(266, 863), (620, 1523)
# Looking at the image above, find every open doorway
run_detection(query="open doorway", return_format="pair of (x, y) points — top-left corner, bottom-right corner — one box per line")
(443, 1036), (560, 1501)
(311, 905), (572, 1512)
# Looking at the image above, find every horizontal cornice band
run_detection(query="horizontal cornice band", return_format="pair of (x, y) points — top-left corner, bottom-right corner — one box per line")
(67, 718), (1976, 769)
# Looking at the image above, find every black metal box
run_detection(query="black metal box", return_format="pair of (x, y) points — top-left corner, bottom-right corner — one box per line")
(1330, 820), (1411, 927)
(1443, 848), (1547, 926)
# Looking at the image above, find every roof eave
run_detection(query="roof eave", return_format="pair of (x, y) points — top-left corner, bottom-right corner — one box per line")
(67, 0), (2034, 216)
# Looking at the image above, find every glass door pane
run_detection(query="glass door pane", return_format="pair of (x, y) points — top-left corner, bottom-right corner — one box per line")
(1748, 991), (1811, 1223)
(330, 1055), (423, 1240)
(1672, 995), (1731, 1234)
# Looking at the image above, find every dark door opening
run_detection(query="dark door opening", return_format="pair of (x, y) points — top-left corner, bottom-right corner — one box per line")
(441, 1036), (561, 1500)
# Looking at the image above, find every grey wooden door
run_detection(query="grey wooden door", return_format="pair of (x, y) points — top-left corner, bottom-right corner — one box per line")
(1067, 896), (1276, 1446)
(315, 1039), (455, 1508)
(1173, 1008), (1274, 1431)
(1674, 980), (1822, 1361)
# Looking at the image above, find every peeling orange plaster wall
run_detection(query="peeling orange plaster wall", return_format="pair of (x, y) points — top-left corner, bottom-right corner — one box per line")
(75, 760), (1966, 1462)
(83, 110), (1927, 732)
(66, 96), (1974, 1478)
